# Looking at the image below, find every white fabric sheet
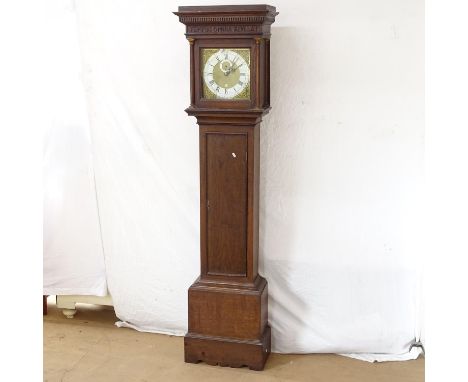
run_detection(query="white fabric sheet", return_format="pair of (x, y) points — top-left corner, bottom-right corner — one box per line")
(69, 0), (423, 360)
(43, 0), (107, 297)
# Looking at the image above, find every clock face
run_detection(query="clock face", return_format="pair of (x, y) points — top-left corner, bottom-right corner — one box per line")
(201, 48), (251, 100)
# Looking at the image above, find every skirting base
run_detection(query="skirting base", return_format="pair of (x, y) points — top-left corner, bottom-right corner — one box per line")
(184, 325), (271, 371)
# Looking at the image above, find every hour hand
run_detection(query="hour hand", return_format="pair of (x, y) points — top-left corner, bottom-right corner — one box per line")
(225, 65), (238, 76)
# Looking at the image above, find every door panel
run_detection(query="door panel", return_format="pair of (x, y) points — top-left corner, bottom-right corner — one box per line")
(205, 133), (248, 276)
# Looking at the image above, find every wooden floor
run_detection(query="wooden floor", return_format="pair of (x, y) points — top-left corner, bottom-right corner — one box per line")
(43, 300), (424, 382)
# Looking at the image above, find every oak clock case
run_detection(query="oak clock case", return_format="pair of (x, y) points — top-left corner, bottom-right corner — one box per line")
(174, 5), (278, 371)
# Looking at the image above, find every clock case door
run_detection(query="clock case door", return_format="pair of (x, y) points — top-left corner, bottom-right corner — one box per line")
(199, 123), (260, 285)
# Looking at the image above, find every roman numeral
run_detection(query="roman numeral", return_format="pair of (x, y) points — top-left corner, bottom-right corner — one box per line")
(238, 81), (244, 86)
(209, 80), (214, 85)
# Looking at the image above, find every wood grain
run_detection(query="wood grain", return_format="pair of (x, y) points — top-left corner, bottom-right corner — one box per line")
(206, 133), (248, 276)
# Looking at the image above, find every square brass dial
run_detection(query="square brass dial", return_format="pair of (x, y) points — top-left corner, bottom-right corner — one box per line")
(201, 48), (251, 100)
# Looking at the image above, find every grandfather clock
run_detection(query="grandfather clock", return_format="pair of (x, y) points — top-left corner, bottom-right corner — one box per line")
(174, 5), (278, 371)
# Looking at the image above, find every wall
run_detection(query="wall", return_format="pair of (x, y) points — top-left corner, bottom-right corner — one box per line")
(75, 0), (424, 357)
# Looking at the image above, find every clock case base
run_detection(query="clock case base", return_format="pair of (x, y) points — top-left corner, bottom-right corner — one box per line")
(185, 325), (271, 371)
(185, 275), (270, 371)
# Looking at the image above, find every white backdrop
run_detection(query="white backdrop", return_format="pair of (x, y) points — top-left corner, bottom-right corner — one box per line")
(47, 0), (424, 360)
(43, 0), (107, 297)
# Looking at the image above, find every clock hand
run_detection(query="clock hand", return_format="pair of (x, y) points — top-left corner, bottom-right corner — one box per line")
(225, 65), (238, 76)
(229, 64), (241, 74)
(220, 59), (234, 75)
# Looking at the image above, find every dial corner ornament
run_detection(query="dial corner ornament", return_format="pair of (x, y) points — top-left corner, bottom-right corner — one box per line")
(201, 48), (251, 100)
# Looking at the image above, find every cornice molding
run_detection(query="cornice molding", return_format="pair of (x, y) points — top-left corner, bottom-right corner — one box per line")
(174, 5), (278, 37)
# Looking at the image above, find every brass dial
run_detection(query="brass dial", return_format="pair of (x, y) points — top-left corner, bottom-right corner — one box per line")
(201, 48), (251, 100)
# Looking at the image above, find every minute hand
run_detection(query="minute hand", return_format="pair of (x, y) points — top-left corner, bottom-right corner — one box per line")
(227, 63), (242, 75)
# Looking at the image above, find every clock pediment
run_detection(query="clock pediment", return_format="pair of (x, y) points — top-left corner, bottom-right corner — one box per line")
(174, 4), (278, 38)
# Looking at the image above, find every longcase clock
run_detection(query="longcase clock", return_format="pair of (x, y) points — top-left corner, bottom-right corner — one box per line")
(174, 4), (278, 371)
